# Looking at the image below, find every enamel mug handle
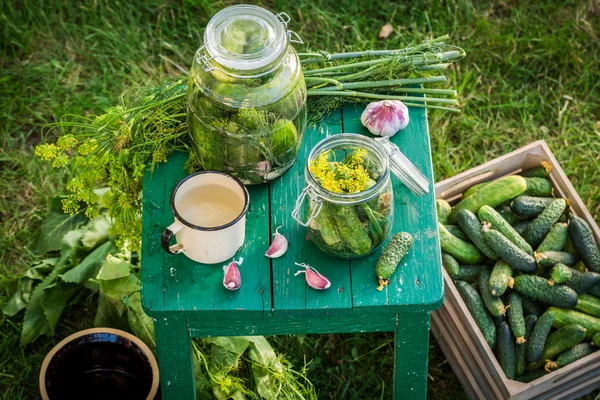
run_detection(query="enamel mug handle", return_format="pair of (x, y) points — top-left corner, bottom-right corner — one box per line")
(161, 222), (185, 255)
(291, 187), (323, 227)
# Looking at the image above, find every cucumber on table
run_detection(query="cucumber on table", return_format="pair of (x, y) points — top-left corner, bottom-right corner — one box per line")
(513, 275), (578, 308)
(527, 311), (555, 364)
(454, 265), (487, 283)
(444, 225), (469, 241)
(489, 260), (513, 297)
(537, 222), (568, 253)
(516, 315), (537, 377)
(568, 215), (600, 273)
(456, 280), (496, 348)
(566, 270), (600, 294)
(510, 196), (554, 218)
(523, 177), (553, 197)
(547, 307), (600, 340)
(536, 251), (578, 272)
(523, 198), (567, 247)
(574, 294), (600, 318)
(484, 228), (537, 273)
(436, 199), (452, 224)
(479, 205), (533, 255)
(448, 175), (528, 223)
(545, 343), (594, 372)
(456, 209), (498, 260)
(497, 321), (516, 379)
(439, 222), (484, 264)
(479, 268), (507, 317)
(507, 291), (526, 343)
(549, 263), (573, 285)
(441, 252), (460, 278)
(375, 232), (412, 290)
(532, 324), (586, 370)
(520, 162), (552, 178)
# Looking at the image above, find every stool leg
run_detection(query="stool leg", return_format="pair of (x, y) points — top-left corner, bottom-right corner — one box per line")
(154, 317), (195, 399)
(393, 312), (430, 399)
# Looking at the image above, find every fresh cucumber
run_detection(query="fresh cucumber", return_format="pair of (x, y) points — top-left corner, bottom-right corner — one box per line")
(511, 196), (554, 218)
(507, 291), (526, 343)
(593, 332), (600, 347)
(589, 283), (600, 298)
(513, 220), (533, 235)
(527, 311), (555, 364)
(549, 263), (573, 285)
(520, 162), (552, 178)
(574, 294), (600, 318)
(523, 199), (567, 247)
(479, 205), (533, 255)
(539, 324), (586, 365)
(330, 205), (373, 254)
(456, 280), (496, 348)
(439, 222), (484, 264)
(524, 177), (553, 197)
(494, 314), (506, 327)
(444, 225), (470, 241)
(454, 265), (486, 283)
(484, 228), (537, 273)
(536, 251), (578, 272)
(489, 260), (513, 297)
(479, 268), (507, 317)
(516, 315), (537, 376)
(537, 223), (568, 253)
(573, 260), (587, 273)
(522, 297), (545, 318)
(448, 175), (528, 223)
(515, 369), (547, 383)
(563, 235), (580, 258)
(513, 275), (578, 308)
(436, 199), (452, 224)
(547, 307), (600, 340)
(456, 209), (498, 260)
(462, 181), (491, 199)
(545, 343), (594, 372)
(495, 205), (526, 225)
(497, 321), (516, 379)
(442, 252), (460, 278)
(568, 215), (600, 273)
(566, 270), (600, 294)
(375, 232), (412, 289)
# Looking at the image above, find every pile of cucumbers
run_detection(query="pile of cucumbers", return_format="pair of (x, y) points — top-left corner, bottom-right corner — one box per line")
(438, 163), (600, 382)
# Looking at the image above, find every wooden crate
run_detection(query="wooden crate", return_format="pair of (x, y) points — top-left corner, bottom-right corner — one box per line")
(431, 140), (600, 400)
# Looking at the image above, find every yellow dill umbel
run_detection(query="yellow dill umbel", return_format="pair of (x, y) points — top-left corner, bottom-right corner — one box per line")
(309, 148), (372, 194)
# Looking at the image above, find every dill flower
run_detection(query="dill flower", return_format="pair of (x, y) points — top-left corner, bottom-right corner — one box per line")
(309, 148), (373, 194)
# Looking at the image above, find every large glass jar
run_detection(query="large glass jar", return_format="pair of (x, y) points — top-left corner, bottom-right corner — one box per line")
(187, 5), (307, 184)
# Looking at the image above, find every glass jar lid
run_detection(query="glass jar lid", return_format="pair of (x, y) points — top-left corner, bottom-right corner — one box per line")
(204, 5), (288, 72)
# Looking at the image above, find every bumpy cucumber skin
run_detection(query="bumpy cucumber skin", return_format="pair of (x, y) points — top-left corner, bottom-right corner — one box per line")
(568, 215), (600, 273)
(448, 175), (528, 223)
(547, 307), (600, 340)
(574, 294), (600, 318)
(442, 252), (460, 278)
(479, 268), (506, 317)
(456, 280), (496, 348)
(376, 232), (412, 280)
(484, 229), (537, 273)
(489, 260), (513, 297)
(524, 177), (553, 197)
(479, 205), (533, 255)
(444, 224), (469, 241)
(513, 275), (578, 308)
(513, 220), (533, 235)
(516, 315), (537, 376)
(457, 209), (498, 260)
(523, 199), (567, 247)
(589, 283), (600, 298)
(593, 332), (600, 347)
(455, 265), (486, 283)
(523, 297), (545, 318)
(507, 291), (526, 342)
(536, 251), (578, 271)
(511, 196), (554, 218)
(496, 205), (526, 225)
(537, 223), (568, 253)
(541, 324), (586, 363)
(436, 199), (452, 224)
(566, 270), (600, 294)
(497, 321), (516, 379)
(520, 164), (551, 178)
(550, 263), (573, 284)
(462, 181), (491, 199)
(527, 311), (555, 364)
(553, 343), (594, 368)
(439, 222), (484, 264)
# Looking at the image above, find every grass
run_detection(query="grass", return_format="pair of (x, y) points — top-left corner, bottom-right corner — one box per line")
(0, 0), (598, 398)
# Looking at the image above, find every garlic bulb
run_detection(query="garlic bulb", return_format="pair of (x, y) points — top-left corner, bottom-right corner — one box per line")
(360, 100), (409, 137)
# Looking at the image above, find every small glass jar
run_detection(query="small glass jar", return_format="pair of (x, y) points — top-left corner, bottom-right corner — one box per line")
(292, 133), (430, 260)
(187, 5), (306, 184)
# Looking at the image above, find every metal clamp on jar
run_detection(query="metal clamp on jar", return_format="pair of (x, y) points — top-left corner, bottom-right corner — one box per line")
(187, 5), (307, 184)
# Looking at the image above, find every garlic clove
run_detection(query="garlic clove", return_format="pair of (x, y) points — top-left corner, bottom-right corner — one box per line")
(360, 100), (409, 137)
(265, 226), (288, 258)
(223, 259), (242, 291)
(294, 262), (331, 290)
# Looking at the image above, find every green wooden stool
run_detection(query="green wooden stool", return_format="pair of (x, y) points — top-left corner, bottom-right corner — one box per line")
(141, 104), (443, 399)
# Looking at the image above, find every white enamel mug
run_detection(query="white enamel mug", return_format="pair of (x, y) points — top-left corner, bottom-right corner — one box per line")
(161, 171), (249, 264)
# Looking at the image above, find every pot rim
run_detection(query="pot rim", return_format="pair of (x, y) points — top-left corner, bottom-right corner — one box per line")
(39, 327), (159, 400)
